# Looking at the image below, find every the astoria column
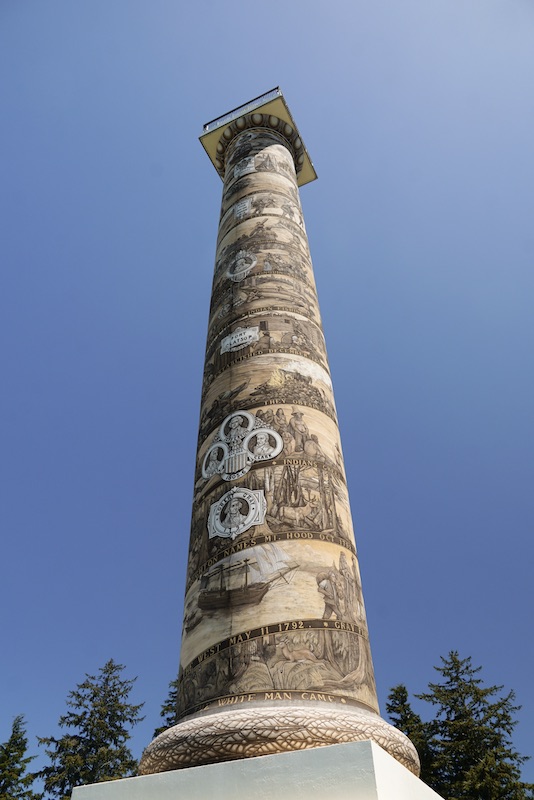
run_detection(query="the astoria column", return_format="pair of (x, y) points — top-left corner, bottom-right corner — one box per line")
(140, 89), (419, 776)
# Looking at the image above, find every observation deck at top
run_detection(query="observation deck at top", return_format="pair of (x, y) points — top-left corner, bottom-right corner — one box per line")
(199, 87), (317, 187)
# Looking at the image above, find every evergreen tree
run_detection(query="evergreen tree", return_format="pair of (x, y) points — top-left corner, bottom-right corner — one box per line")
(387, 652), (534, 800)
(38, 660), (144, 800)
(0, 715), (42, 800)
(153, 677), (178, 738)
(386, 684), (436, 784)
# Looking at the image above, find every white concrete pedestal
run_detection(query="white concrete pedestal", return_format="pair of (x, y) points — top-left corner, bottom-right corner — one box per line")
(71, 740), (443, 799)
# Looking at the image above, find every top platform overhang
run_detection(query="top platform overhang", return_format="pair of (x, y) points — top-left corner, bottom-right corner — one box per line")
(200, 88), (317, 187)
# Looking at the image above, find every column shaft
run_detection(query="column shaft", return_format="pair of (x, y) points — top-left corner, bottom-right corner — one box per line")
(140, 112), (419, 777)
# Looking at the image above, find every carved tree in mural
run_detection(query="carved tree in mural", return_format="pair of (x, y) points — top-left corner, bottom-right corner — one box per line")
(279, 465), (303, 508)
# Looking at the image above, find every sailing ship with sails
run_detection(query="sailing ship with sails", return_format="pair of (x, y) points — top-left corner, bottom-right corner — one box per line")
(198, 543), (298, 611)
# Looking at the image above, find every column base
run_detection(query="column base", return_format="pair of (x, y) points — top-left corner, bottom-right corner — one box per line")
(138, 705), (420, 776)
(73, 740), (442, 799)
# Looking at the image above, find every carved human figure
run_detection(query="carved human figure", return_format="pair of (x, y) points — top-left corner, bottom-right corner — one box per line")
(317, 569), (343, 620)
(235, 253), (249, 273)
(253, 432), (275, 458)
(338, 552), (356, 620)
(227, 415), (248, 450)
(274, 408), (288, 431)
(256, 408), (275, 427)
(289, 410), (309, 452)
(303, 434), (326, 462)
(273, 408), (295, 454)
(255, 330), (272, 350)
(204, 447), (223, 478)
(221, 498), (248, 532)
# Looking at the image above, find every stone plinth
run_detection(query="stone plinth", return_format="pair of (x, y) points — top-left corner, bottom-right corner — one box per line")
(72, 741), (443, 800)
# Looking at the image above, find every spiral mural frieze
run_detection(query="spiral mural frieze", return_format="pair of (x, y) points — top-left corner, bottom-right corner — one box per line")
(140, 93), (420, 778)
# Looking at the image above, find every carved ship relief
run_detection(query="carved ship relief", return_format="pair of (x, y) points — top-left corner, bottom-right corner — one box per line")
(197, 544), (298, 612)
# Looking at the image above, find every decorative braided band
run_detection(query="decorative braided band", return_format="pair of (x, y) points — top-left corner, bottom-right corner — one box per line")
(138, 705), (420, 777)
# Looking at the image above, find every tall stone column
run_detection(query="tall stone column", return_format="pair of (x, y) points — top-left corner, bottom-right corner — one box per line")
(139, 90), (419, 777)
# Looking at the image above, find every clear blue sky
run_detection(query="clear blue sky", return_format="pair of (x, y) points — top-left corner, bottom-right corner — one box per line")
(1, 0), (533, 786)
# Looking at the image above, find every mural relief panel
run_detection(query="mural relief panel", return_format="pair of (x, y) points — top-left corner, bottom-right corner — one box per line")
(218, 188), (305, 243)
(215, 216), (310, 276)
(202, 311), (328, 395)
(177, 622), (377, 721)
(181, 538), (368, 665)
(208, 268), (320, 339)
(221, 171), (300, 221)
(198, 355), (337, 444)
(211, 248), (315, 302)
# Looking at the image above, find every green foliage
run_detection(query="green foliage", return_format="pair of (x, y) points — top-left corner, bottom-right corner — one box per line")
(387, 652), (534, 800)
(37, 660), (144, 800)
(0, 715), (42, 800)
(386, 684), (436, 784)
(153, 678), (178, 739)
